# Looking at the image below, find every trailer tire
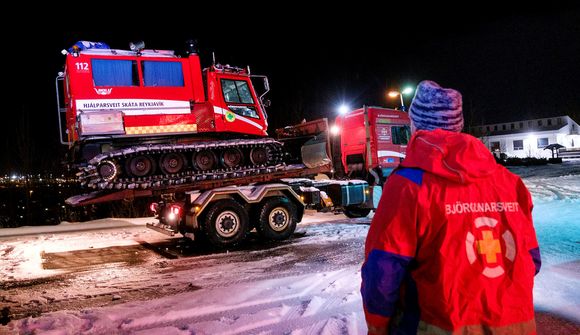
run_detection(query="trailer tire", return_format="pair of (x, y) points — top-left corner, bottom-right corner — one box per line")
(201, 199), (249, 248)
(256, 197), (297, 241)
(343, 206), (371, 218)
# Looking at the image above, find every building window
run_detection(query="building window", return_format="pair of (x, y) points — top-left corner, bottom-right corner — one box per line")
(538, 120), (543, 126)
(494, 125), (498, 131)
(557, 118), (562, 125)
(547, 119), (552, 126)
(537, 137), (549, 148)
(519, 122), (524, 128)
(486, 126), (490, 131)
(528, 121), (533, 127)
(513, 140), (523, 150)
(510, 123), (515, 129)
(502, 125), (507, 130)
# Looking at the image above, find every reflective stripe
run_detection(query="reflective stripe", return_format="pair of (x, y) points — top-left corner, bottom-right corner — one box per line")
(377, 150), (406, 158)
(125, 124), (197, 135)
(213, 106), (263, 130)
(417, 318), (536, 335)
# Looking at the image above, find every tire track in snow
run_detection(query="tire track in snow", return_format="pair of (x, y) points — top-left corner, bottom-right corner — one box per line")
(119, 269), (365, 334)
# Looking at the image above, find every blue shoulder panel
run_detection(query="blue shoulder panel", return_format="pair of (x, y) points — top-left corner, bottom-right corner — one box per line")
(395, 168), (424, 186)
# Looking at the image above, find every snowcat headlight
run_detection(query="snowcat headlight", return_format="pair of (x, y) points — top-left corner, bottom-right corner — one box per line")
(78, 110), (125, 136)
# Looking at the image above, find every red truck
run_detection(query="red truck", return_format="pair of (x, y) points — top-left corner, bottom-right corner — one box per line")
(57, 41), (374, 248)
(334, 106), (411, 186)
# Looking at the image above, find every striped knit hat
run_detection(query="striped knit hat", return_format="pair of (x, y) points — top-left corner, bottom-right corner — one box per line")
(408, 80), (463, 132)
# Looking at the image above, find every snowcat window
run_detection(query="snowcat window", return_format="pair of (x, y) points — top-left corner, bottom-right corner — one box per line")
(91, 59), (138, 86)
(391, 125), (411, 145)
(228, 106), (259, 119)
(221, 79), (255, 104)
(142, 61), (184, 87)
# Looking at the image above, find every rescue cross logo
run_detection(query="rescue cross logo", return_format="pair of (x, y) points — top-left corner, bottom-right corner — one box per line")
(94, 88), (112, 95)
(225, 111), (236, 122)
(465, 216), (516, 278)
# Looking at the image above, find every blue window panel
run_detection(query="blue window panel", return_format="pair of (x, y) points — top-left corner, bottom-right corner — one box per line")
(92, 59), (135, 87)
(143, 61), (184, 87)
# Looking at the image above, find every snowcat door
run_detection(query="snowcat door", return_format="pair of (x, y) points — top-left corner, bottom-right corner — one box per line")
(217, 76), (268, 136)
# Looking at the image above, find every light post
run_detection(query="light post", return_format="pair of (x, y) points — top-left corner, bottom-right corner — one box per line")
(388, 87), (414, 111)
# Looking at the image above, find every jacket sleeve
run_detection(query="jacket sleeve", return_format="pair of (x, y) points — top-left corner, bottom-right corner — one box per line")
(361, 172), (420, 334)
(517, 177), (541, 275)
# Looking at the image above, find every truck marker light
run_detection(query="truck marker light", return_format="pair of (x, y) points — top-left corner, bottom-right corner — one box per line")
(149, 203), (158, 213)
(170, 205), (182, 216)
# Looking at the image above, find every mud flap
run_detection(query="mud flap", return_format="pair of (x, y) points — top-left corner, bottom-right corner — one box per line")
(301, 136), (332, 168)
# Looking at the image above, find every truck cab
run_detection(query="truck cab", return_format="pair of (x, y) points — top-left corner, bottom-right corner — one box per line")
(334, 106), (411, 184)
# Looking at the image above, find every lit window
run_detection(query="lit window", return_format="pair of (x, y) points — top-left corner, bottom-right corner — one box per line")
(537, 138), (549, 148)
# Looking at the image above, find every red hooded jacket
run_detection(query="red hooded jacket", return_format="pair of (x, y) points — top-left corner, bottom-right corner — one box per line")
(361, 129), (541, 334)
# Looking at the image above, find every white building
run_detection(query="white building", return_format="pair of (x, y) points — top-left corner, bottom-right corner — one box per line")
(469, 115), (580, 159)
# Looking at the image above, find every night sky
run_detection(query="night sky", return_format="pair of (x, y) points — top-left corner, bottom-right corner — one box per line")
(3, 6), (579, 175)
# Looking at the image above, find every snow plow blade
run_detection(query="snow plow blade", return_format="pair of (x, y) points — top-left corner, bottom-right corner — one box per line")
(276, 118), (333, 170)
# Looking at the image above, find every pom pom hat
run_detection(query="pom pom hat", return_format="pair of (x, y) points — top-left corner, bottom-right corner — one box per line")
(408, 80), (464, 132)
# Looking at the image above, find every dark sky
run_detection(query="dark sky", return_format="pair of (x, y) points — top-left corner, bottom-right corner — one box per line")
(3, 6), (580, 174)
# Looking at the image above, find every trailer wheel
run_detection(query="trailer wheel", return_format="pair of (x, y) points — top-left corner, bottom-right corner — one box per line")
(343, 206), (371, 218)
(256, 197), (297, 241)
(201, 199), (249, 248)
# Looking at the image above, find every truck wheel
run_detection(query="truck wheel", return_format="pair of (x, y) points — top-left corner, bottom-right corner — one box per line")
(256, 197), (297, 241)
(343, 206), (371, 218)
(201, 199), (249, 248)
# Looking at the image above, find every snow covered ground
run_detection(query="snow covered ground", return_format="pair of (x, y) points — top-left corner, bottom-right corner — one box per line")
(0, 161), (579, 334)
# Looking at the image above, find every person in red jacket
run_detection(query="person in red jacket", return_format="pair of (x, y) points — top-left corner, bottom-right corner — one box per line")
(361, 80), (541, 335)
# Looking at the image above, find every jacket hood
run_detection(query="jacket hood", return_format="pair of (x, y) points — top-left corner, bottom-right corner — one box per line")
(401, 129), (498, 184)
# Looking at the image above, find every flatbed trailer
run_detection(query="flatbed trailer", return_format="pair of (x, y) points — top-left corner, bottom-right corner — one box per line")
(146, 177), (372, 248)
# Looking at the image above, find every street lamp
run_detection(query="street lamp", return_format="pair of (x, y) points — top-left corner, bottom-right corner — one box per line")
(388, 87), (414, 111)
(337, 104), (349, 115)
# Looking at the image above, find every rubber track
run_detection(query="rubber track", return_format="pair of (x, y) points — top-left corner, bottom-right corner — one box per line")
(78, 138), (285, 190)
